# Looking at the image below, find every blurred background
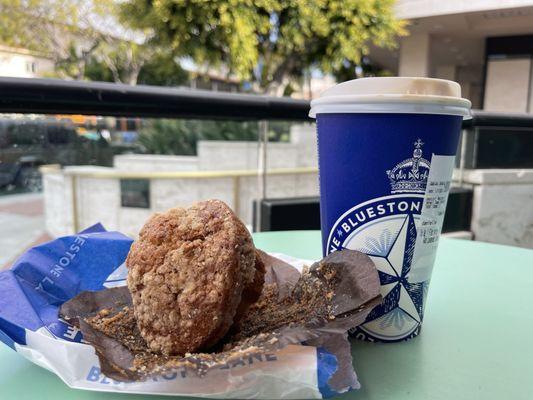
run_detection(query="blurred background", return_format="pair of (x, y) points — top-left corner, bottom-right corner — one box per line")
(1, 0), (533, 269)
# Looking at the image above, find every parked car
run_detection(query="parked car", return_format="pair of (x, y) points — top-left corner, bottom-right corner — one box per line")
(0, 118), (113, 192)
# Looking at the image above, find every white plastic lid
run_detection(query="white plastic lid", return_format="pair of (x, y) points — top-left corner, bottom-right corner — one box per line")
(309, 77), (472, 118)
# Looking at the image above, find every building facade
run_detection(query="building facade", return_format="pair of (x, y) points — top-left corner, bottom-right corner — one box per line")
(0, 45), (54, 78)
(368, 0), (533, 112)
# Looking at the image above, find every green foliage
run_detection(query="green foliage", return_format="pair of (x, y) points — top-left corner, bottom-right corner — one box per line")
(0, 0), (105, 80)
(138, 120), (258, 155)
(138, 119), (291, 155)
(138, 120), (199, 155)
(2, 0), (406, 90)
(137, 53), (189, 87)
(84, 57), (115, 82)
(0, 0), (79, 53)
(85, 52), (190, 86)
(96, 40), (149, 85)
(120, 0), (407, 93)
(0, 0), (157, 84)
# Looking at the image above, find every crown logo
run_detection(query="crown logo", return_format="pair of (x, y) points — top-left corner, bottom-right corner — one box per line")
(386, 139), (430, 194)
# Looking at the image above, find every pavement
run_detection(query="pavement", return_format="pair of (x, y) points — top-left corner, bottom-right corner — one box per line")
(0, 192), (51, 270)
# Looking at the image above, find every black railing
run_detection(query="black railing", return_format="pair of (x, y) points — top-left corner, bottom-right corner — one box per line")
(464, 110), (533, 128)
(0, 77), (310, 120)
(2, 77), (533, 125)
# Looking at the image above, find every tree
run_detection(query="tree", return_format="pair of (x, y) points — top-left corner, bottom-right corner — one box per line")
(0, 0), (104, 80)
(84, 56), (115, 82)
(85, 52), (190, 87)
(89, 1), (157, 85)
(137, 52), (189, 87)
(120, 0), (407, 95)
(96, 40), (149, 85)
(0, 0), (156, 84)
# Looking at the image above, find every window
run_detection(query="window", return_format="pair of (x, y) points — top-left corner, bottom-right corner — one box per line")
(126, 119), (137, 131)
(25, 61), (37, 74)
(476, 127), (533, 168)
(120, 179), (150, 208)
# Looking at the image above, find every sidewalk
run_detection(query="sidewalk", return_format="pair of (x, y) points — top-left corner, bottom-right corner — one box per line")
(0, 193), (51, 270)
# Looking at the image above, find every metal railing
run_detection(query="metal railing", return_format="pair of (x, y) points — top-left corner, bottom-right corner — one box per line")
(463, 110), (533, 128)
(0, 77), (310, 120)
(4, 77), (533, 124)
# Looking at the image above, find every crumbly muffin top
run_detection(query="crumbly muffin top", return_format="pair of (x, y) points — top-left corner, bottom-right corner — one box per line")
(126, 200), (261, 355)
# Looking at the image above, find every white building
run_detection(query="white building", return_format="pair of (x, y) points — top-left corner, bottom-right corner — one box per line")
(0, 45), (54, 78)
(368, 0), (533, 112)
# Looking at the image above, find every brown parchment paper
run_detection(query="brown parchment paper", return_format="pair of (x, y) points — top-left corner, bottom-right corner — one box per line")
(60, 249), (381, 392)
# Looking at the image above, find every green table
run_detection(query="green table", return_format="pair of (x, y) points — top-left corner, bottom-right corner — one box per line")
(1, 231), (532, 400)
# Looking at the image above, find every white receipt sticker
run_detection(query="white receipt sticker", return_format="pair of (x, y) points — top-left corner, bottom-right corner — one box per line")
(409, 154), (456, 283)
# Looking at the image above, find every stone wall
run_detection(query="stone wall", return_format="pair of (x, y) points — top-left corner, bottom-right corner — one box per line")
(114, 154), (198, 172)
(42, 169), (73, 237)
(459, 169), (533, 248)
(197, 123), (317, 171)
(42, 124), (319, 238)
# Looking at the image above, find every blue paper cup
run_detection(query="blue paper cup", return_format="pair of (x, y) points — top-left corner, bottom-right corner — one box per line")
(310, 78), (471, 342)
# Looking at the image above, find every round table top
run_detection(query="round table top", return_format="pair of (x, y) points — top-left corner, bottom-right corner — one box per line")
(1, 231), (532, 400)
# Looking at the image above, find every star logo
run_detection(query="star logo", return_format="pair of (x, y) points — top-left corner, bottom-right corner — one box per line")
(328, 138), (434, 342)
(363, 214), (423, 336)
(344, 213), (425, 340)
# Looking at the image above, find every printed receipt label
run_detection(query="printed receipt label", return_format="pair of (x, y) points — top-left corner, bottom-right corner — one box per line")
(409, 154), (456, 283)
